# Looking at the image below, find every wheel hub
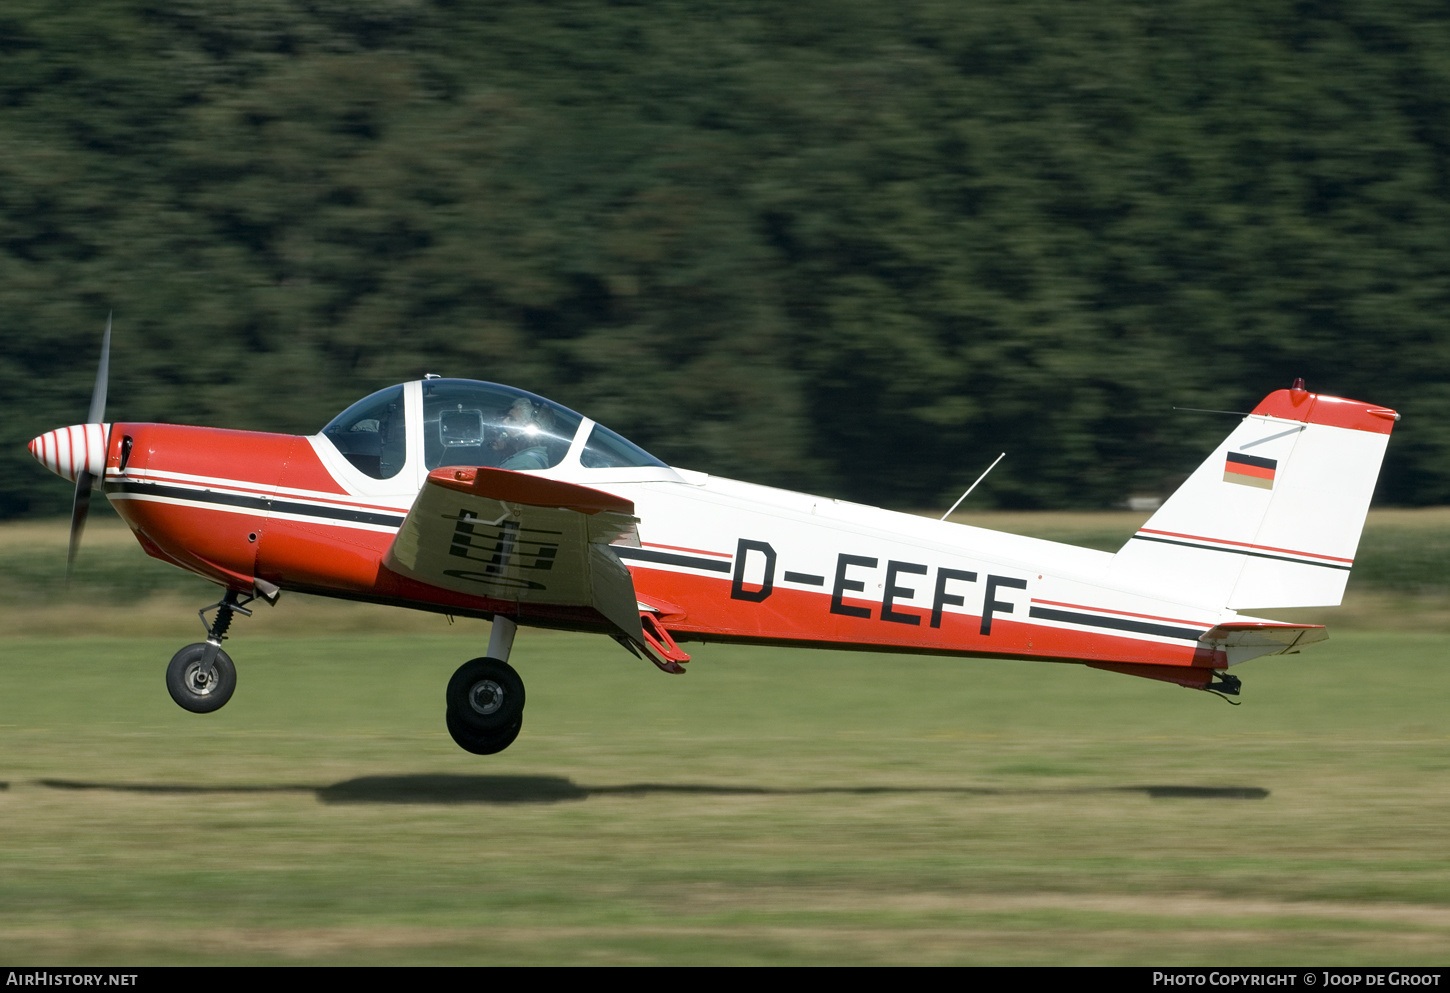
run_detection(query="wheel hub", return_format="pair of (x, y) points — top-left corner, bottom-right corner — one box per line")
(186, 663), (218, 695)
(468, 679), (505, 716)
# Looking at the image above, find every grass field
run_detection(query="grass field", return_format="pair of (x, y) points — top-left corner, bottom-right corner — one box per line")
(1, 516), (1448, 965)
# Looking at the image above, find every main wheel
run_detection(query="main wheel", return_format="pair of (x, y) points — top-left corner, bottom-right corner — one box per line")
(166, 643), (237, 713)
(446, 657), (525, 735)
(446, 707), (523, 755)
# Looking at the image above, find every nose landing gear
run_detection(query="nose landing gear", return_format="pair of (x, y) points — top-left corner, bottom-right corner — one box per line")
(165, 590), (254, 713)
(445, 616), (525, 754)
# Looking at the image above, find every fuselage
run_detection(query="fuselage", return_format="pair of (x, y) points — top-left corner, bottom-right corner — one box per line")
(34, 377), (1244, 685)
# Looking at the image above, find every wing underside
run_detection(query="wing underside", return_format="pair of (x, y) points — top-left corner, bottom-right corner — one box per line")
(383, 467), (645, 643)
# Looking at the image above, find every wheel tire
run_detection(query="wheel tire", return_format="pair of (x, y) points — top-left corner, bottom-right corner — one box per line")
(166, 643), (237, 713)
(445, 657), (525, 735)
(446, 707), (523, 755)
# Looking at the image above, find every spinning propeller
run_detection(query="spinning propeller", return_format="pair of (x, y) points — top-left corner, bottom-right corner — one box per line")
(27, 315), (112, 582)
(69, 314), (112, 579)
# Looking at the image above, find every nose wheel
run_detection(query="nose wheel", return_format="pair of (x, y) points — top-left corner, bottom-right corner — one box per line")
(166, 590), (255, 713)
(166, 643), (237, 713)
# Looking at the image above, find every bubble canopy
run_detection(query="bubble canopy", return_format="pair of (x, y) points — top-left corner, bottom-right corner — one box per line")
(320, 379), (666, 480)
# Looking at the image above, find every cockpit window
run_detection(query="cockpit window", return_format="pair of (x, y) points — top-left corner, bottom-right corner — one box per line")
(321, 384), (406, 479)
(580, 421), (668, 469)
(422, 380), (583, 472)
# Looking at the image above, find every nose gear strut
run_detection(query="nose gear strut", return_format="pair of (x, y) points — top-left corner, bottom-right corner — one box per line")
(196, 589), (256, 670)
(165, 589), (259, 714)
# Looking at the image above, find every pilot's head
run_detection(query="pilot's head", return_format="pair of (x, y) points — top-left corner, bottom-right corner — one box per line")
(493, 399), (539, 453)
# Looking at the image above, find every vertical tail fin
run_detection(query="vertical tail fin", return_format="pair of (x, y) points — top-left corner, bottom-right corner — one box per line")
(1110, 385), (1398, 610)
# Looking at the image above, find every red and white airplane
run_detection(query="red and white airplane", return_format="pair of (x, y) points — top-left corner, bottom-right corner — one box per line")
(30, 327), (1399, 754)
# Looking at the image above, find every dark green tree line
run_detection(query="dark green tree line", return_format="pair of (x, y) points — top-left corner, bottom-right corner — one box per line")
(4, 0), (1449, 517)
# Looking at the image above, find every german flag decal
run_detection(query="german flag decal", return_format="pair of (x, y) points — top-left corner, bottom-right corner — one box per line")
(1224, 452), (1277, 489)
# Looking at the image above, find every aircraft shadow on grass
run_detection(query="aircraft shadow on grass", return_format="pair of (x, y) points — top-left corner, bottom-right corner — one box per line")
(36, 776), (1268, 805)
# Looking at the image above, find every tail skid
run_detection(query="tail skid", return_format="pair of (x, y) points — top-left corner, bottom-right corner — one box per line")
(1110, 385), (1397, 612)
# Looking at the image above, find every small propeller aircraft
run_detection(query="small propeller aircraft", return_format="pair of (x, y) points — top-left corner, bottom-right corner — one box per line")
(30, 323), (1399, 754)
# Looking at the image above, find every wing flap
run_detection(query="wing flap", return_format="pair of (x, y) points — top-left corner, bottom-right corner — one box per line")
(384, 467), (644, 642)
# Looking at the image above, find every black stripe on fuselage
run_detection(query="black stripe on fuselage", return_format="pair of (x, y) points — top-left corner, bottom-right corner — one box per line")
(1129, 533), (1351, 571)
(106, 479), (407, 528)
(612, 546), (732, 573)
(1027, 605), (1206, 642)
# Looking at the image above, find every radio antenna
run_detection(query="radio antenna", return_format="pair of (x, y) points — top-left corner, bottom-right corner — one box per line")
(940, 452), (1005, 521)
(1171, 406), (1248, 416)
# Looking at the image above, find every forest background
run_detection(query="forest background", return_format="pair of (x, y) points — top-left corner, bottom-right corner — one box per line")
(4, 0), (1450, 519)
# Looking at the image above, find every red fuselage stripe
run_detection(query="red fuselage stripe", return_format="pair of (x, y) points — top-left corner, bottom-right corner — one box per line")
(1137, 527), (1352, 563)
(113, 469), (409, 515)
(641, 541), (733, 558)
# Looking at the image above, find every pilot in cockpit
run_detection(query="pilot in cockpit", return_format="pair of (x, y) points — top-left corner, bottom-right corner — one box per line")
(493, 398), (553, 471)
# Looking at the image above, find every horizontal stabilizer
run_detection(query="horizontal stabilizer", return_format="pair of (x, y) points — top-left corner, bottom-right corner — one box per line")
(384, 466), (644, 642)
(1199, 620), (1327, 666)
(1089, 622), (1326, 688)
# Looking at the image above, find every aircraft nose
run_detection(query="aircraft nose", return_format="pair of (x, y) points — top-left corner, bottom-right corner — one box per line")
(29, 423), (110, 481)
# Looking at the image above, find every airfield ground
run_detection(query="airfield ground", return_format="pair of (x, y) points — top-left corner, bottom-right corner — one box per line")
(0, 514), (1447, 965)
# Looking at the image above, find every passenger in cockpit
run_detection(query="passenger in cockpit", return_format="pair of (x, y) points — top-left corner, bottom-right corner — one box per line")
(494, 398), (553, 471)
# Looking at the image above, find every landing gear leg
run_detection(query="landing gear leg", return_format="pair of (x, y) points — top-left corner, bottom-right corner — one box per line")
(445, 616), (525, 755)
(166, 590), (253, 713)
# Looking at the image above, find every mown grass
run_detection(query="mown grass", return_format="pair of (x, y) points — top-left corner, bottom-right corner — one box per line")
(0, 632), (1446, 965)
(0, 515), (1447, 964)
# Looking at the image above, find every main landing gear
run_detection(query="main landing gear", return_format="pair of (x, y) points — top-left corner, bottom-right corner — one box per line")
(166, 590), (254, 713)
(445, 616), (525, 755)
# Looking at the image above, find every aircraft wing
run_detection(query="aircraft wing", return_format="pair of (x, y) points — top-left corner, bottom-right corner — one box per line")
(383, 466), (644, 643)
